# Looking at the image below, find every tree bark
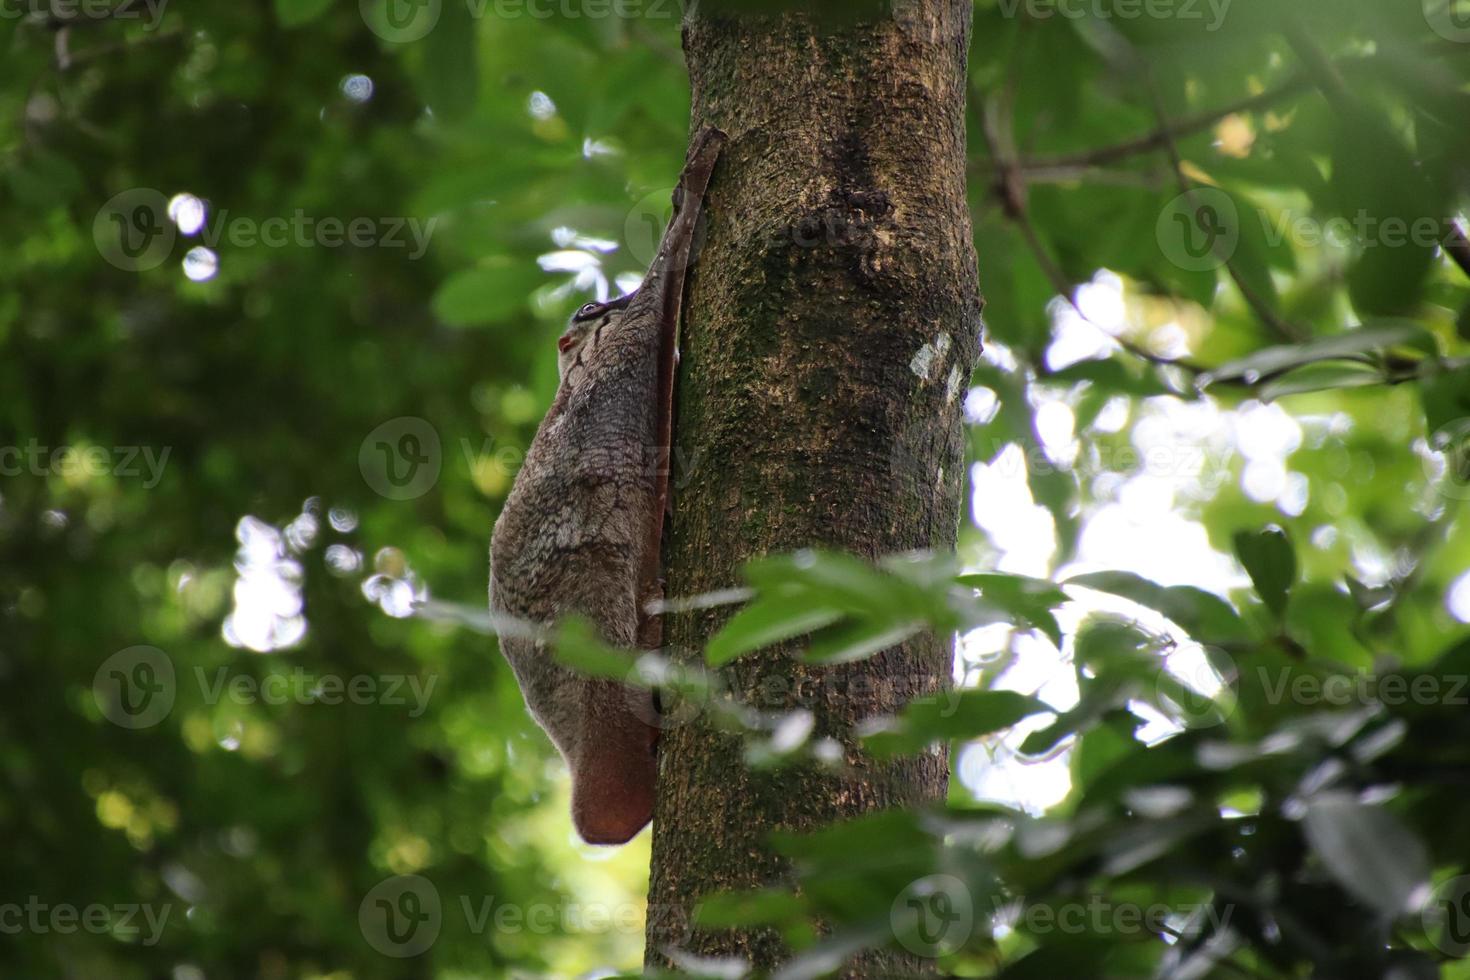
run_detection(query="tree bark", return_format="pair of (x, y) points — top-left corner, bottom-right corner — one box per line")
(646, 1), (980, 974)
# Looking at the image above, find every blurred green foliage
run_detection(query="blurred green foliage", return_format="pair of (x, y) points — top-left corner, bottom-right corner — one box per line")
(3, 0), (1470, 977)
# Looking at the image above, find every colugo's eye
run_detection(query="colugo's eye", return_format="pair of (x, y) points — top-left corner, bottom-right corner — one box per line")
(577, 302), (600, 318)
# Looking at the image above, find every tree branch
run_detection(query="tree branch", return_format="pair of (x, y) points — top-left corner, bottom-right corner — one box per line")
(1016, 72), (1315, 173)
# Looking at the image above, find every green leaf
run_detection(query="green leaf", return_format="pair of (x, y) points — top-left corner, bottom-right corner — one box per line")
(1329, 105), (1446, 317)
(710, 551), (960, 666)
(551, 617), (634, 679)
(864, 690), (1053, 757)
(695, 889), (808, 929)
(771, 930), (887, 980)
(1020, 677), (1135, 757)
(1420, 363), (1470, 437)
(1233, 526), (1296, 618)
(1257, 362), (1386, 401)
(419, 0), (479, 119)
(1065, 571), (1250, 644)
(706, 596), (843, 667)
(770, 808), (931, 863)
(273, 0), (333, 27)
(659, 953), (750, 980)
(803, 618), (924, 665)
(998, 942), (1120, 979)
(1222, 187), (1284, 318)
(957, 573), (1067, 646)
(745, 551), (932, 618)
(1302, 792), (1431, 918)
(432, 262), (536, 326)
(7, 149), (85, 208)
(1078, 728), (1205, 802)
(1200, 321), (1436, 388)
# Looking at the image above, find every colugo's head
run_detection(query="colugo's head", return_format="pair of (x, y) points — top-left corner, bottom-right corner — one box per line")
(558, 293), (634, 380)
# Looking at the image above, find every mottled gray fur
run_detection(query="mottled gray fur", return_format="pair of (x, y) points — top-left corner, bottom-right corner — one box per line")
(489, 128), (724, 844)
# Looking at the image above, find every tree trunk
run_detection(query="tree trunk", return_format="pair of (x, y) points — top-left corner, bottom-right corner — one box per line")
(646, 1), (980, 974)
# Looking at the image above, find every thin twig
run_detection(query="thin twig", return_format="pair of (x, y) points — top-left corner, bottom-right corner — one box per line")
(971, 160), (1171, 191)
(1018, 72), (1315, 173)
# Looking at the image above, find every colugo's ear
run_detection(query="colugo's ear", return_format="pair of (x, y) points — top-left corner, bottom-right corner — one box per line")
(568, 714), (658, 845)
